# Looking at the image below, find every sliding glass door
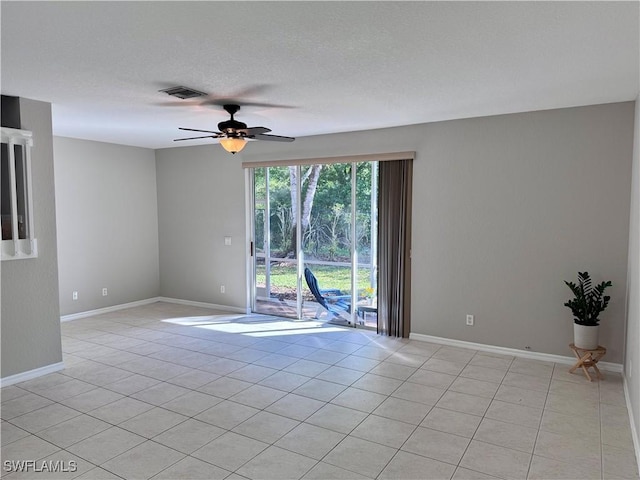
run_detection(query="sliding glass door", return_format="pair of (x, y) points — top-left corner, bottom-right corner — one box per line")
(354, 161), (378, 328)
(250, 162), (378, 327)
(300, 163), (353, 325)
(253, 166), (299, 318)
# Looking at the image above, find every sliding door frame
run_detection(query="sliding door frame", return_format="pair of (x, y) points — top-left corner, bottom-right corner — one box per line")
(245, 151), (415, 327)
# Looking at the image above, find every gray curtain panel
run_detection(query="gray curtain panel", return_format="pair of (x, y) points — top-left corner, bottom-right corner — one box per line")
(377, 159), (412, 337)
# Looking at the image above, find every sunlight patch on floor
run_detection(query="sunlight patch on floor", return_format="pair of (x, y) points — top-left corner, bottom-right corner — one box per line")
(161, 314), (251, 326)
(247, 326), (347, 337)
(161, 313), (343, 337)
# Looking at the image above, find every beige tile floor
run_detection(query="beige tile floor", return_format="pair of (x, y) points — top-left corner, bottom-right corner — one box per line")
(1, 302), (638, 480)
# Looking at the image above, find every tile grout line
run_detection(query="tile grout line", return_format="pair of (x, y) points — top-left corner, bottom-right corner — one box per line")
(439, 349), (478, 479)
(525, 361), (554, 480)
(599, 378), (604, 480)
(364, 347), (442, 479)
(453, 350), (514, 480)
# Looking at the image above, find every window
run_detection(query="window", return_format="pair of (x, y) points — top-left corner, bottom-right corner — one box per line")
(1, 127), (37, 260)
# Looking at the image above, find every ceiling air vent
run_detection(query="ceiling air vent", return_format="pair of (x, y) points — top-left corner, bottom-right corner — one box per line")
(159, 86), (207, 100)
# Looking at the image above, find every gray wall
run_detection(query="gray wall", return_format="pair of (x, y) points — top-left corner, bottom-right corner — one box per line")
(156, 145), (246, 308)
(159, 102), (634, 363)
(53, 137), (159, 315)
(410, 103), (633, 363)
(1, 98), (62, 378)
(625, 97), (639, 456)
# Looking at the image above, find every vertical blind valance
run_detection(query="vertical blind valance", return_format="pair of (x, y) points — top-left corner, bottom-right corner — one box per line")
(241, 151), (415, 169)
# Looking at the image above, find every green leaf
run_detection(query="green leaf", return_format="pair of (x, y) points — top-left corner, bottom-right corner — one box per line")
(564, 272), (612, 326)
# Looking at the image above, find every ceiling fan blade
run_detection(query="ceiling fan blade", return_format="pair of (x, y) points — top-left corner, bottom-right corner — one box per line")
(155, 100), (204, 107)
(200, 99), (297, 109)
(174, 135), (219, 141)
(238, 127), (271, 136)
(233, 84), (272, 98)
(178, 127), (221, 134)
(253, 133), (295, 142)
(185, 84), (272, 105)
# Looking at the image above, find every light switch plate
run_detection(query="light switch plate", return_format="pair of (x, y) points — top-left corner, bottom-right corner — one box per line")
(224, 236), (232, 246)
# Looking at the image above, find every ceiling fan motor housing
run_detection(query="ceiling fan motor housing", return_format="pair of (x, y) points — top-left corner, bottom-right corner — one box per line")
(217, 119), (247, 136)
(219, 104), (247, 136)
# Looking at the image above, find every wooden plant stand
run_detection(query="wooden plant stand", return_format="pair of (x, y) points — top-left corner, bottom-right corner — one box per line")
(569, 344), (606, 382)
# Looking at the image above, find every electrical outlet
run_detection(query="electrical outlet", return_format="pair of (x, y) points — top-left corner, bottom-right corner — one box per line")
(102, 288), (108, 296)
(466, 314), (474, 326)
(72, 291), (78, 300)
(220, 285), (225, 294)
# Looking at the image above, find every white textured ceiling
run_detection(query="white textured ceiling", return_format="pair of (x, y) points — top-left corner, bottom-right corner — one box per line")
(1, 1), (638, 149)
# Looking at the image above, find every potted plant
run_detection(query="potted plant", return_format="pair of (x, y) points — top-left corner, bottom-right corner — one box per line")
(564, 271), (612, 349)
(362, 286), (376, 305)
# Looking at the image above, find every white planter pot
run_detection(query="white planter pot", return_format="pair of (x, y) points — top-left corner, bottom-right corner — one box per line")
(574, 323), (599, 350)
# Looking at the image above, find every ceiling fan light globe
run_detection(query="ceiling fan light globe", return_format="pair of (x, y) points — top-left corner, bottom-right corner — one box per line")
(219, 137), (247, 154)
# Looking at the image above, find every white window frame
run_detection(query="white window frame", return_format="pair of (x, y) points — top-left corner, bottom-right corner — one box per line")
(1, 127), (37, 260)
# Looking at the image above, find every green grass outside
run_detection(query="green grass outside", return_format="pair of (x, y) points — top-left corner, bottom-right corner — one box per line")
(256, 264), (374, 294)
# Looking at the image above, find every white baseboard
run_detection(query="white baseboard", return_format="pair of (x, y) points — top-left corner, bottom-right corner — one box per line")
(156, 297), (248, 314)
(60, 297), (248, 323)
(409, 333), (623, 373)
(0, 362), (65, 388)
(60, 297), (162, 322)
(623, 376), (640, 476)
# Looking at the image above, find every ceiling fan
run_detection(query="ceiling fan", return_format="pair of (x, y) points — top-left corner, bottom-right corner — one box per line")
(174, 104), (295, 154)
